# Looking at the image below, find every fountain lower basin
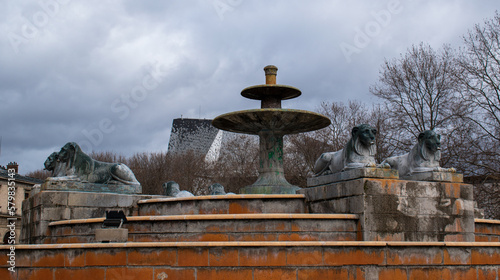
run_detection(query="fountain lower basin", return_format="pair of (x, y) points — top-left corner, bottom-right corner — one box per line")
(212, 109), (331, 135)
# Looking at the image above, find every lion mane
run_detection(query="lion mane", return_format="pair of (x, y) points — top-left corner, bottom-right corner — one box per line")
(314, 124), (377, 176)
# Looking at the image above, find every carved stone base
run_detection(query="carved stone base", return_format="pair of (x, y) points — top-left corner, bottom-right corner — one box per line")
(307, 168), (399, 187)
(402, 172), (463, 183)
(41, 177), (142, 194)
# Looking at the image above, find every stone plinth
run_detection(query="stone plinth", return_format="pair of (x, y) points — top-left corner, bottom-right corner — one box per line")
(41, 177), (142, 194)
(307, 168), (398, 187)
(402, 171), (463, 182)
(20, 191), (156, 244)
(95, 228), (128, 242)
(299, 177), (475, 242)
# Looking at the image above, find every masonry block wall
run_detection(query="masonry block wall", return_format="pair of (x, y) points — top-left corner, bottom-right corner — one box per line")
(299, 178), (475, 242)
(1, 242), (499, 280)
(475, 219), (500, 242)
(20, 191), (156, 244)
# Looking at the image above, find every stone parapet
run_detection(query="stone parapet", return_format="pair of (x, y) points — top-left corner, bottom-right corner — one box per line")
(47, 214), (359, 243)
(138, 194), (307, 215)
(1, 241), (498, 280)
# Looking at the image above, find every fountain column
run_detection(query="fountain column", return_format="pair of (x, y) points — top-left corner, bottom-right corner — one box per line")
(248, 66), (295, 193)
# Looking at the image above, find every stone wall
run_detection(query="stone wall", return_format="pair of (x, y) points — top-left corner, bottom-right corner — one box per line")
(20, 191), (156, 244)
(475, 219), (500, 242)
(0, 242), (498, 279)
(299, 178), (475, 242)
(46, 214), (359, 243)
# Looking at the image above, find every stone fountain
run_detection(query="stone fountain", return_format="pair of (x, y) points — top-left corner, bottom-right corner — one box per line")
(212, 65), (331, 194)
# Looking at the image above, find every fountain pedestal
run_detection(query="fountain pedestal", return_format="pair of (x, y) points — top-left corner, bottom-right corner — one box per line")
(212, 65), (330, 194)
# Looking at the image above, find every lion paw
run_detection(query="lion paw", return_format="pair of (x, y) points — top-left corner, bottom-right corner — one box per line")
(365, 162), (376, 168)
(378, 163), (391, 169)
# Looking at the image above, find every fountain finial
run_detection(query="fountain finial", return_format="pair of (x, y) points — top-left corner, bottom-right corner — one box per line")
(264, 65), (278, 85)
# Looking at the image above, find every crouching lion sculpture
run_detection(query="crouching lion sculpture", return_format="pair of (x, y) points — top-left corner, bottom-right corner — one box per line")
(314, 124), (378, 176)
(163, 181), (194, 197)
(381, 130), (455, 177)
(44, 142), (140, 186)
(208, 183), (235, 195)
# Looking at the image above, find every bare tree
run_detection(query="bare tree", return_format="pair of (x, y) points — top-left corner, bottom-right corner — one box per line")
(89, 151), (128, 164)
(369, 104), (392, 163)
(474, 182), (500, 219)
(210, 134), (259, 193)
(25, 169), (51, 181)
(127, 152), (172, 195)
(370, 43), (466, 169)
(284, 100), (390, 186)
(455, 11), (500, 175)
(370, 43), (461, 145)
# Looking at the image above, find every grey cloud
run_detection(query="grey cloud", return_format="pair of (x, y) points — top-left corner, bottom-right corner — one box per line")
(0, 0), (498, 173)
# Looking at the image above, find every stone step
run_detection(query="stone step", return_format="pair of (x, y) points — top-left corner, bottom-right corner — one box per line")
(47, 213), (360, 244)
(137, 194), (307, 215)
(3, 241), (499, 280)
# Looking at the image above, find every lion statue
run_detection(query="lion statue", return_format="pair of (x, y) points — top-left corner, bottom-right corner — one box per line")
(314, 124), (378, 176)
(162, 181), (194, 197)
(381, 130), (455, 177)
(208, 183), (235, 195)
(45, 142), (140, 186)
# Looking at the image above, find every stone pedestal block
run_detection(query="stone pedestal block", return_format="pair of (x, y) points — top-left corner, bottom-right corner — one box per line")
(95, 228), (128, 242)
(402, 171), (463, 182)
(42, 177), (142, 194)
(299, 177), (475, 242)
(307, 168), (399, 187)
(20, 190), (156, 244)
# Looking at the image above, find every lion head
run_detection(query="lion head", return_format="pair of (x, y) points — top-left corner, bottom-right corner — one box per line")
(44, 152), (58, 171)
(209, 183), (226, 195)
(418, 130), (441, 161)
(163, 181), (180, 196)
(351, 124), (377, 156)
(56, 142), (93, 176)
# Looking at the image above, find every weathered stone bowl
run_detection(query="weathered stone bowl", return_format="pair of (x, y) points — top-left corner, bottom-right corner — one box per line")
(241, 84), (301, 101)
(212, 108), (331, 135)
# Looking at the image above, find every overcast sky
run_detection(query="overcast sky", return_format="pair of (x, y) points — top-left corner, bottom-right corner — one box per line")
(1, 0), (498, 174)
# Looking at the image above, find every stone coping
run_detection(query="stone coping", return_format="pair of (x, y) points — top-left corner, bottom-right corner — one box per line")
(42, 178), (142, 194)
(2, 241), (499, 250)
(402, 171), (463, 183)
(475, 218), (500, 225)
(307, 168), (399, 187)
(137, 194), (306, 204)
(48, 213), (359, 227)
